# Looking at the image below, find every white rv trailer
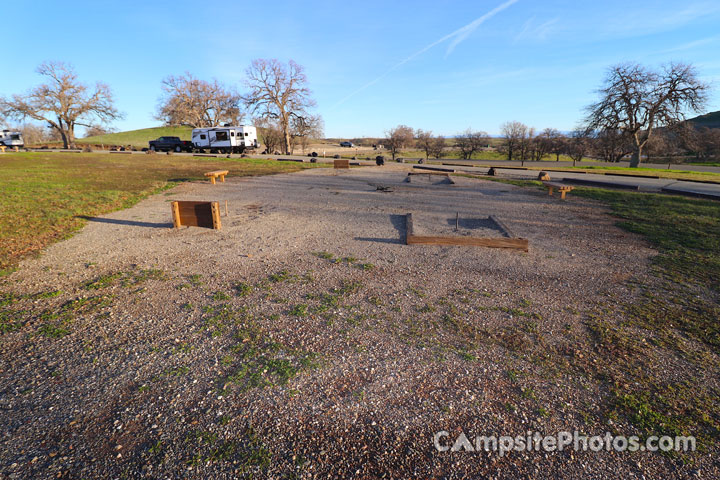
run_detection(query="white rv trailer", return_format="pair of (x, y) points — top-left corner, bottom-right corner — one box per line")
(191, 125), (258, 153)
(0, 130), (24, 149)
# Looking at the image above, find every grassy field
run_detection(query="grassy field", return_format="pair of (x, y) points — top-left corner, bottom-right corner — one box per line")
(520, 165), (720, 183)
(0, 152), (319, 274)
(77, 126), (194, 148)
(484, 177), (720, 445)
(574, 187), (720, 446)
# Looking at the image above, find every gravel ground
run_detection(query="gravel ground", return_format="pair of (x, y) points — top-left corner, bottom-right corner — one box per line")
(0, 165), (716, 478)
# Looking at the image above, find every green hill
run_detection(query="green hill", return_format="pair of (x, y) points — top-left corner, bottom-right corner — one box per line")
(77, 126), (193, 148)
(687, 110), (720, 129)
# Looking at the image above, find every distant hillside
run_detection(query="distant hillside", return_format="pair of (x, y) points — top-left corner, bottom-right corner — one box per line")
(77, 126), (193, 148)
(687, 110), (720, 129)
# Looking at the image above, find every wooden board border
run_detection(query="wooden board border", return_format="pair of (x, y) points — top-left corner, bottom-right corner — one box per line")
(404, 213), (528, 251)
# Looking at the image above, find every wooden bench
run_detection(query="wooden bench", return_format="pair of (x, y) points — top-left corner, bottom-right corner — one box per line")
(543, 181), (575, 200)
(204, 170), (229, 184)
(0, 146), (5, 153)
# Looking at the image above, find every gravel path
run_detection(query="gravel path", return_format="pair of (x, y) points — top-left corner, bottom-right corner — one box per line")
(1, 166), (714, 478)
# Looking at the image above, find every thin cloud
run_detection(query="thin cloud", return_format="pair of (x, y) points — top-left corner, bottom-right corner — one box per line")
(445, 0), (521, 55)
(660, 36), (719, 54)
(329, 0), (520, 109)
(514, 17), (559, 43)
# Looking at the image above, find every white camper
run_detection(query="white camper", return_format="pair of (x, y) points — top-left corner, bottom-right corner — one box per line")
(0, 130), (24, 149)
(191, 125), (258, 153)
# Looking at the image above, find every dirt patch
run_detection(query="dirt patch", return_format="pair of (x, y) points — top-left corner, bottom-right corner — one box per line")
(1, 166), (714, 478)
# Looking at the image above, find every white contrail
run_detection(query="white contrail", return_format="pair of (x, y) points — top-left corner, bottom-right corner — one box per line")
(329, 0), (520, 109)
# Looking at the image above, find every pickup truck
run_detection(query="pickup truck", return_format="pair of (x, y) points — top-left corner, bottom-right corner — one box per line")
(148, 136), (193, 152)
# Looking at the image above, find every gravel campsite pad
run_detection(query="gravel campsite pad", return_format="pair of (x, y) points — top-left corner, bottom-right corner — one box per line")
(0, 166), (715, 478)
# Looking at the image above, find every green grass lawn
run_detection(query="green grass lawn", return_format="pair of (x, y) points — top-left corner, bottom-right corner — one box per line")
(526, 165), (720, 183)
(76, 126), (194, 149)
(0, 152), (319, 273)
(483, 177), (720, 446)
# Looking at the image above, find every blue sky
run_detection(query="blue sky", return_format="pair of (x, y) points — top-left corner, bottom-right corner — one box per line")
(2, 0), (720, 137)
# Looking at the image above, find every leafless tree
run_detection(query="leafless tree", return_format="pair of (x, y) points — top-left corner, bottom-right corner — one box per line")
(455, 129), (489, 160)
(429, 136), (446, 159)
(243, 59), (316, 155)
(540, 129), (567, 161)
(156, 72), (242, 128)
(519, 127), (536, 161)
(702, 128), (720, 159)
(290, 114), (324, 153)
(566, 129), (591, 165)
(385, 125), (414, 161)
(679, 126), (720, 160)
(585, 62), (709, 167)
(591, 128), (633, 163)
(15, 124), (48, 146)
(644, 132), (671, 163)
(415, 129), (434, 160)
(531, 128), (559, 161)
(84, 124), (115, 138)
(255, 118), (284, 154)
(500, 121), (528, 161)
(0, 61), (121, 149)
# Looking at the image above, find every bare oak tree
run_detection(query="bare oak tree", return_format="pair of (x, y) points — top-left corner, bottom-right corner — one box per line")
(255, 118), (284, 155)
(290, 114), (324, 154)
(566, 129), (591, 166)
(156, 72), (243, 128)
(17, 124), (48, 146)
(455, 129), (489, 160)
(84, 124), (115, 138)
(415, 129), (435, 160)
(243, 59), (316, 155)
(585, 62), (709, 167)
(592, 128), (633, 163)
(429, 136), (446, 159)
(385, 125), (414, 161)
(0, 61), (120, 149)
(500, 121), (528, 161)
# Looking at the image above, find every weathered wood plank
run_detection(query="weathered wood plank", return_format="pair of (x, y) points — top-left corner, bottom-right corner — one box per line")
(407, 235), (529, 250)
(413, 165), (455, 173)
(404, 213), (528, 251)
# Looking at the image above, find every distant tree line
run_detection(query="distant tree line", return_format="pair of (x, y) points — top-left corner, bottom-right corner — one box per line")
(375, 118), (720, 164)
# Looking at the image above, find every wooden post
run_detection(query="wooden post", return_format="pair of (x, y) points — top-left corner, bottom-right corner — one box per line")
(405, 213), (415, 245)
(211, 202), (222, 230)
(171, 201), (181, 228)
